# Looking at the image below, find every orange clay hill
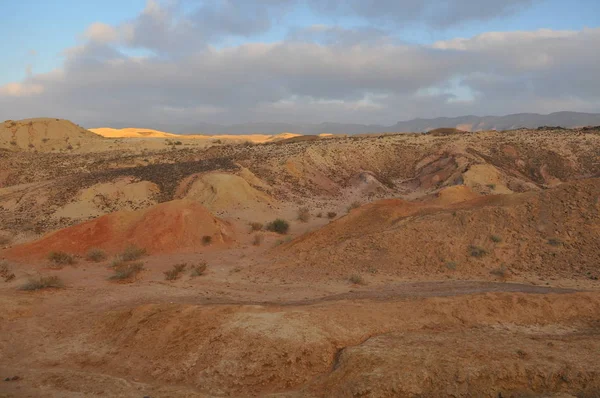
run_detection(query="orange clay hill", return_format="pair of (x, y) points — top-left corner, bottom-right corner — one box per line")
(4, 199), (233, 260)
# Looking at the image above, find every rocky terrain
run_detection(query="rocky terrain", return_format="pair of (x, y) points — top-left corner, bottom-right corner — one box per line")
(0, 119), (599, 397)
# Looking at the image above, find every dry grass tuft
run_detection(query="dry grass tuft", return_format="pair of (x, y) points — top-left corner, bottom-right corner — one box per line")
(349, 274), (365, 285)
(20, 275), (64, 291)
(48, 251), (76, 266)
(249, 222), (263, 232)
(252, 234), (264, 246)
(164, 263), (187, 281)
(121, 245), (147, 261)
(109, 262), (144, 281)
(297, 207), (310, 222)
(85, 248), (107, 262)
(190, 262), (208, 277)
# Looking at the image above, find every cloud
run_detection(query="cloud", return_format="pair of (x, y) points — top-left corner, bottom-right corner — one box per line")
(0, 1), (598, 127)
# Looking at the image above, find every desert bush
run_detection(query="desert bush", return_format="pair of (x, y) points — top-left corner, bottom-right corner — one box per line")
(121, 245), (147, 261)
(316, 212), (323, 218)
(20, 275), (63, 291)
(252, 234), (263, 246)
(86, 248), (107, 262)
(164, 263), (187, 281)
(297, 207), (310, 222)
(48, 251), (76, 265)
(327, 212), (337, 219)
(190, 261), (208, 277)
(0, 261), (15, 282)
(469, 245), (488, 258)
(109, 262), (144, 281)
(347, 201), (361, 213)
(490, 265), (509, 279)
(349, 274), (365, 285)
(249, 222), (263, 232)
(547, 238), (563, 247)
(202, 235), (213, 246)
(490, 235), (502, 243)
(266, 219), (290, 235)
(445, 261), (458, 270)
(487, 184), (496, 190)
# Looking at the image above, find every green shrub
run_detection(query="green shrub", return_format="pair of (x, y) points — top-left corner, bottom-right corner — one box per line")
(85, 248), (107, 262)
(20, 276), (64, 291)
(266, 219), (290, 235)
(48, 251), (76, 265)
(121, 245), (147, 261)
(164, 263), (187, 281)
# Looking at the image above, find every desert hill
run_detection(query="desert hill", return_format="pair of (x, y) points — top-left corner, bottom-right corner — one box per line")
(273, 178), (600, 281)
(0, 118), (103, 151)
(4, 199), (233, 260)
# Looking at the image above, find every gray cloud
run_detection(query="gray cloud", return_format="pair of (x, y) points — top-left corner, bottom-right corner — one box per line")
(1, 1), (598, 128)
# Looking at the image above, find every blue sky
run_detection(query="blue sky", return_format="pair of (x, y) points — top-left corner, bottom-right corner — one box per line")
(1, 0), (599, 126)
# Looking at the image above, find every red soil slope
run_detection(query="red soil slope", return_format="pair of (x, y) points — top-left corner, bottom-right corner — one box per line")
(4, 199), (233, 260)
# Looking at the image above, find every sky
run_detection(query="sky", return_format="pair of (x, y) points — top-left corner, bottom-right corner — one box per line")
(1, 0), (599, 128)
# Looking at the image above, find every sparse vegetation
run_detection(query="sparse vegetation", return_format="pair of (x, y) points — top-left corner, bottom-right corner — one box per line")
(487, 184), (496, 190)
(367, 266), (378, 274)
(48, 251), (76, 266)
(490, 235), (502, 243)
(9, 140), (16, 146)
(347, 201), (361, 213)
(327, 212), (337, 219)
(0, 261), (15, 282)
(252, 234), (263, 246)
(349, 274), (365, 285)
(190, 262), (208, 277)
(445, 261), (458, 270)
(20, 275), (63, 291)
(109, 262), (144, 281)
(249, 222), (263, 232)
(202, 235), (213, 246)
(316, 212), (323, 218)
(164, 263), (187, 281)
(297, 207), (310, 222)
(85, 248), (107, 262)
(490, 265), (509, 279)
(469, 245), (488, 258)
(266, 219), (290, 234)
(548, 238), (563, 247)
(121, 245), (147, 261)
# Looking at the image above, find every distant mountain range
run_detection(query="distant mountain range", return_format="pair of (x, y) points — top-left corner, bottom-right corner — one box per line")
(103, 112), (600, 135)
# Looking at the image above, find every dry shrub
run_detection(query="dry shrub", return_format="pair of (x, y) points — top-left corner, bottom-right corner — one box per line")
(20, 275), (63, 291)
(327, 212), (337, 219)
(190, 262), (208, 277)
(121, 245), (147, 261)
(164, 263), (187, 281)
(490, 265), (509, 279)
(0, 260), (16, 282)
(109, 262), (144, 281)
(253, 234), (264, 246)
(469, 245), (488, 258)
(249, 222), (263, 232)
(48, 251), (76, 266)
(349, 274), (365, 285)
(86, 248), (107, 262)
(202, 235), (213, 246)
(297, 207), (310, 222)
(347, 201), (361, 213)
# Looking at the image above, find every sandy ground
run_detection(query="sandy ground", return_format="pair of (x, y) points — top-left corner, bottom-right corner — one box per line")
(1, 120), (600, 397)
